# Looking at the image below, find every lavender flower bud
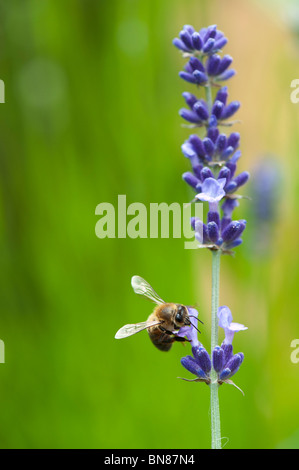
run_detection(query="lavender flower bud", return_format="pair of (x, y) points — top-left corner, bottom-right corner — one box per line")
(179, 71), (198, 84)
(225, 181), (238, 193)
(211, 100), (224, 119)
(207, 55), (221, 76)
(182, 92), (198, 109)
(216, 134), (227, 153)
(212, 346), (224, 373)
(226, 239), (243, 249)
(193, 70), (208, 84)
(181, 356), (207, 378)
(203, 37), (216, 53)
(172, 38), (190, 52)
(220, 353), (244, 379)
(207, 211), (220, 227)
(192, 346), (211, 373)
(222, 146), (234, 160)
(214, 36), (228, 51)
(207, 221), (219, 243)
(227, 132), (240, 149)
(203, 138), (215, 157)
(179, 30), (193, 49)
(233, 171), (250, 189)
(222, 220), (246, 244)
(193, 164), (203, 179)
(179, 108), (201, 123)
(221, 101), (240, 120)
(208, 115), (218, 128)
(193, 101), (209, 120)
(189, 56), (205, 73)
(183, 24), (195, 35)
(218, 166), (231, 181)
(207, 127), (219, 143)
(219, 368), (231, 381)
(217, 69), (236, 81)
(222, 343), (233, 364)
(200, 167), (214, 180)
(189, 135), (205, 157)
(217, 55), (233, 75)
(191, 32), (203, 50)
(215, 86), (228, 105)
(203, 25), (217, 42)
(182, 172), (200, 189)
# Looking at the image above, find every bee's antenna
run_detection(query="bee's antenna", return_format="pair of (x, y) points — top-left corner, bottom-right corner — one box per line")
(185, 319), (201, 334)
(189, 315), (204, 325)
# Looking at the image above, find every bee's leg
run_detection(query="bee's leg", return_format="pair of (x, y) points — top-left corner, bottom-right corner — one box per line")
(159, 326), (191, 344)
(173, 336), (191, 343)
(159, 326), (174, 336)
(158, 327), (176, 344)
(159, 325), (173, 335)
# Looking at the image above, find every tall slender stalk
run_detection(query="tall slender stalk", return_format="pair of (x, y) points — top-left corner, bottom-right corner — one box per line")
(204, 81), (213, 113)
(206, 77), (222, 449)
(210, 250), (221, 449)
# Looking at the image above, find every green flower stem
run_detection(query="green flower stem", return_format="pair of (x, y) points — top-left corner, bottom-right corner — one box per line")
(210, 249), (221, 449)
(204, 81), (213, 113)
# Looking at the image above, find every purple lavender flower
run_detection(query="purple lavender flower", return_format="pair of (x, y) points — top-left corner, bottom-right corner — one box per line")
(174, 23), (251, 447)
(179, 89), (240, 127)
(212, 344), (244, 382)
(196, 177), (226, 210)
(213, 306), (247, 388)
(178, 307), (211, 384)
(173, 25), (227, 55)
(173, 25), (249, 253)
(177, 307), (201, 347)
(217, 306), (247, 344)
(192, 215), (246, 252)
(180, 305), (247, 387)
(181, 129), (241, 166)
(180, 345), (211, 384)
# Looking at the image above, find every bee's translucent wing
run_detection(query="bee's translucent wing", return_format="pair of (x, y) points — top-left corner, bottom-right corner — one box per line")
(115, 320), (161, 339)
(131, 276), (165, 305)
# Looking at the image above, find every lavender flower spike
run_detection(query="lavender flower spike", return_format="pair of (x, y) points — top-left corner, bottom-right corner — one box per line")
(173, 23), (252, 447)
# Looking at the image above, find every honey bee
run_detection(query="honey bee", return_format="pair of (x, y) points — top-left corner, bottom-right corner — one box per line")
(115, 276), (202, 351)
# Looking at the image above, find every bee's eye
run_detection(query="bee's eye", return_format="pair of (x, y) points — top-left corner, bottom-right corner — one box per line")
(175, 312), (183, 323)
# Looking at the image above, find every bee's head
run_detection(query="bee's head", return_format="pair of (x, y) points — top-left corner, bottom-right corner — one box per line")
(174, 304), (189, 327)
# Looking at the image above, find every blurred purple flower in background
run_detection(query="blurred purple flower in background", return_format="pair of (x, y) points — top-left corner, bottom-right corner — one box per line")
(247, 157), (282, 257)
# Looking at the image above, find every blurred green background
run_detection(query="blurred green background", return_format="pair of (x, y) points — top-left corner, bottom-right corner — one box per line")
(0, 0), (299, 449)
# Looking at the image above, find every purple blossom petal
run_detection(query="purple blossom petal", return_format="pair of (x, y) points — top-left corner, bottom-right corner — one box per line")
(177, 307), (200, 347)
(195, 177), (226, 204)
(218, 306), (247, 344)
